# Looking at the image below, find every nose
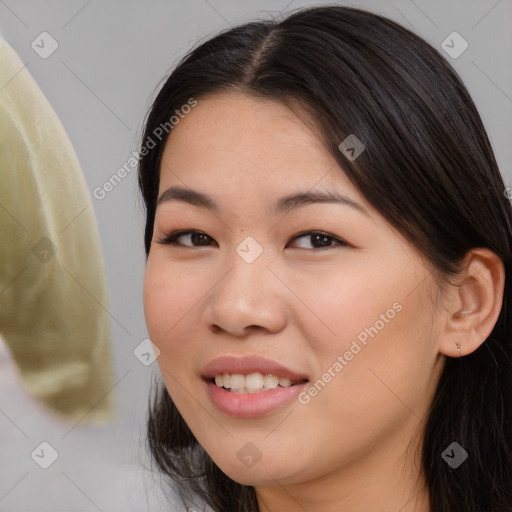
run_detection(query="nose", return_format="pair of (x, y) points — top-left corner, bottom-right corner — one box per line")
(203, 247), (287, 338)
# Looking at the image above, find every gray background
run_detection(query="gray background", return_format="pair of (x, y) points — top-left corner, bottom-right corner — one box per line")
(0, 0), (510, 511)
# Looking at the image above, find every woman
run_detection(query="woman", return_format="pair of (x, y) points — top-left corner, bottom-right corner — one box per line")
(138, 5), (512, 511)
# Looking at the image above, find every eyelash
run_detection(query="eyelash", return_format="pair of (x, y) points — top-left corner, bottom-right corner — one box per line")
(155, 229), (348, 250)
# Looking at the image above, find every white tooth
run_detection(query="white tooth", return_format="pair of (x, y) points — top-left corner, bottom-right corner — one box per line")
(230, 374), (245, 390)
(245, 372), (264, 390)
(278, 377), (292, 387)
(263, 374), (279, 389)
(214, 373), (298, 392)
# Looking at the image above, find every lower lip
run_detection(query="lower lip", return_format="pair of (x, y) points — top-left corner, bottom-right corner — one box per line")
(204, 380), (308, 418)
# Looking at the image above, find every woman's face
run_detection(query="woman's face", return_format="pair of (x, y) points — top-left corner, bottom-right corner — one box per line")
(143, 91), (445, 498)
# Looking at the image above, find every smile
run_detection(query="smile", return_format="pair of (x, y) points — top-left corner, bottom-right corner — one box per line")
(202, 355), (309, 417)
(213, 372), (306, 393)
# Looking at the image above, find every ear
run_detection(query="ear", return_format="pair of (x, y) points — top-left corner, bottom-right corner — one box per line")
(439, 247), (505, 358)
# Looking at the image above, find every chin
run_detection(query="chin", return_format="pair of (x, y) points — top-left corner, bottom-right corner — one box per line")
(208, 450), (304, 487)
(219, 465), (283, 486)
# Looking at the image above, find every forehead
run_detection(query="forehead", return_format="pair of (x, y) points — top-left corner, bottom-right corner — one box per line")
(158, 92), (367, 206)
(162, 92), (324, 163)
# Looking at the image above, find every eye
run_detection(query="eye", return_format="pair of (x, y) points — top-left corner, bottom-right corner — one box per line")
(155, 230), (217, 247)
(155, 229), (347, 250)
(287, 231), (347, 250)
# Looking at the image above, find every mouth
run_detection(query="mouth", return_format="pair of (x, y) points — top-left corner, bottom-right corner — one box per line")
(209, 372), (309, 394)
(201, 355), (310, 416)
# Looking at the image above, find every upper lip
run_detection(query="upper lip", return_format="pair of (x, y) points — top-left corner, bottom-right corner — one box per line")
(202, 355), (309, 382)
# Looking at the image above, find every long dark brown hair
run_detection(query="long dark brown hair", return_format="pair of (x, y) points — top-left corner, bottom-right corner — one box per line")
(138, 5), (512, 511)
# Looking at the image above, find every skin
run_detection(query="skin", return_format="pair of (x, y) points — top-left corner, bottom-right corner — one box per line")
(143, 91), (505, 512)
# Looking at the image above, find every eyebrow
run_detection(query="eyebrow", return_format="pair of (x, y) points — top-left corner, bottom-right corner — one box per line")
(156, 186), (369, 216)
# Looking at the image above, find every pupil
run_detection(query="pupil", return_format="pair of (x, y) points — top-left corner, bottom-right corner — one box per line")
(192, 233), (210, 246)
(313, 234), (331, 247)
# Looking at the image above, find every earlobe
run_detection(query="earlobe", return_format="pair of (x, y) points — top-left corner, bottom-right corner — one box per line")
(438, 247), (505, 359)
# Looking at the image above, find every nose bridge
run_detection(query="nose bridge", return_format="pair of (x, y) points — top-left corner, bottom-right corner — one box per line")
(221, 234), (270, 302)
(235, 234), (265, 266)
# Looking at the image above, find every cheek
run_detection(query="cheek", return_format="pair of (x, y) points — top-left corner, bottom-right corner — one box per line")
(287, 262), (398, 363)
(143, 255), (200, 341)
(293, 263), (425, 407)
(143, 258), (201, 403)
